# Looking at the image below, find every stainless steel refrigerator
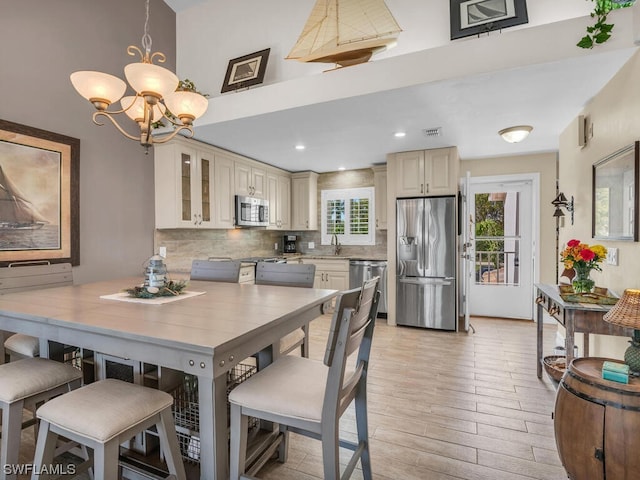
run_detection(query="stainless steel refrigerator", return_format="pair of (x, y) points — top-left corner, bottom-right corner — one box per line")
(396, 196), (456, 330)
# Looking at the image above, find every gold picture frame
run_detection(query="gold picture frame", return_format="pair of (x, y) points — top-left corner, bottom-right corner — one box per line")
(0, 119), (80, 266)
(221, 48), (270, 93)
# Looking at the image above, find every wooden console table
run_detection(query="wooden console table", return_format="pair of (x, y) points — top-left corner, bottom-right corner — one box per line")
(535, 284), (632, 379)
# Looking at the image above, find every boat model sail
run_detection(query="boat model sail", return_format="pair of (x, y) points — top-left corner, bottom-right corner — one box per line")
(286, 0), (401, 68)
(0, 164), (49, 230)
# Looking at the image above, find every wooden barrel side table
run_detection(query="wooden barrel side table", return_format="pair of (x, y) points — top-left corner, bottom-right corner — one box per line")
(554, 357), (640, 480)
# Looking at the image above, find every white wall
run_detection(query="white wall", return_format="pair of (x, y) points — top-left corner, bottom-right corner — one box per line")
(0, 0), (176, 283)
(174, 0), (593, 101)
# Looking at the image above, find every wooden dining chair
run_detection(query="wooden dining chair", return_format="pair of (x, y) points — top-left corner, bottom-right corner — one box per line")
(255, 261), (316, 357)
(190, 259), (241, 283)
(228, 276), (380, 480)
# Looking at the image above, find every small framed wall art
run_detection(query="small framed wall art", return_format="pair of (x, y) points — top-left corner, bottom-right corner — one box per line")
(450, 0), (529, 40)
(221, 48), (270, 93)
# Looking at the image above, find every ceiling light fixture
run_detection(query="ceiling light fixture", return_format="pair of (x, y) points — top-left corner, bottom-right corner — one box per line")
(499, 125), (533, 143)
(295, 144), (305, 150)
(394, 132), (406, 138)
(70, 0), (208, 153)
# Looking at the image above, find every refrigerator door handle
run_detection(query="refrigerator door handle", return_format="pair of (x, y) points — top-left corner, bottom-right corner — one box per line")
(399, 277), (454, 286)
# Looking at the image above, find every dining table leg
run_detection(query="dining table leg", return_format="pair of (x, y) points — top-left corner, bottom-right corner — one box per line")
(197, 372), (229, 480)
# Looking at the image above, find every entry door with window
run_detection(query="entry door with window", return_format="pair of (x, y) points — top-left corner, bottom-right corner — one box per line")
(468, 179), (534, 319)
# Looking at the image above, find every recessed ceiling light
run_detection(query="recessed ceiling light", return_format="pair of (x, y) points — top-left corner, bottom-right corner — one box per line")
(338, 167), (346, 171)
(394, 131), (406, 138)
(295, 144), (305, 150)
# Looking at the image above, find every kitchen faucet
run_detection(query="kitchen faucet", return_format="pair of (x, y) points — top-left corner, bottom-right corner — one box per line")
(331, 233), (341, 255)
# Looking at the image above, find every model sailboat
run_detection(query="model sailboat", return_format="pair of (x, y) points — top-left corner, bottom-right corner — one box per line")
(286, 0), (401, 68)
(0, 165), (48, 230)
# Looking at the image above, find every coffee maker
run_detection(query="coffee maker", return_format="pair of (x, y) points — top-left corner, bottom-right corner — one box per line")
(283, 235), (297, 254)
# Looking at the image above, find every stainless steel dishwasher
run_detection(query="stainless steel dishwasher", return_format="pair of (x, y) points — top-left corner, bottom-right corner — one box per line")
(349, 260), (387, 316)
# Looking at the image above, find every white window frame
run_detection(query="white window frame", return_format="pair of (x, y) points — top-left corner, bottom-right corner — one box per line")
(321, 187), (375, 246)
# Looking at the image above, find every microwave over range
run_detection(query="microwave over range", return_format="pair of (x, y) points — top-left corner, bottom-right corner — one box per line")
(235, 195), (269, 227)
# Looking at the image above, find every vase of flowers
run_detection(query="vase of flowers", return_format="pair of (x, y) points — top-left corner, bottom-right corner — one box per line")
(560, 239), (607, 293)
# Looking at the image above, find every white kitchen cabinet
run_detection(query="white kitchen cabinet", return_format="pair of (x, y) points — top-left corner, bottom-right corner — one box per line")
(393, 147), (459, 197)
(235, 160), (266, 198)
(291, 171), (318, 230)
(267, 172), (291, 230)
(372, 165), (387, 230)
(212, 152), (235, 228)
(154, 139), (234, 229)
(301, 258), (349, 290)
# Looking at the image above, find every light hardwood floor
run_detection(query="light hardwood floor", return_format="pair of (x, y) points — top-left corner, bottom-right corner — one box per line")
(259, 314), (566, 480)
(17, 315), (565, 480)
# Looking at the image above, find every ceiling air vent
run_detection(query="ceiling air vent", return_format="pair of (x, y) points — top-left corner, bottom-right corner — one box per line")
(423, 127), (441, 137)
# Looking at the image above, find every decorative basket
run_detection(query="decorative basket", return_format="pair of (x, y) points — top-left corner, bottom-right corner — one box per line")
(543, 355), (567, 382)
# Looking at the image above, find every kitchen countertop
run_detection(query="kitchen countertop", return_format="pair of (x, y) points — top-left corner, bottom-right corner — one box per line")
(283, 254), (387, 261)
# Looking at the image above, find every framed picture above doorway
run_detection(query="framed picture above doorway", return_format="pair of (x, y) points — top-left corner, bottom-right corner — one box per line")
(450, 0), (529, 40)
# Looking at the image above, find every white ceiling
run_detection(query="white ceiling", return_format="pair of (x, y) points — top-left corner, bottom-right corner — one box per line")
(164, 1), (639, 173)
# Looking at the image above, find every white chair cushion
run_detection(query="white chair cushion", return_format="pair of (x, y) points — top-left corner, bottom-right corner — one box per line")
(229, 355), (327, 422)
(0, 358), (81, 403)
(36, 378), (174, 443)
(279, 328), (305, 354)
(4, 333), (39, 357)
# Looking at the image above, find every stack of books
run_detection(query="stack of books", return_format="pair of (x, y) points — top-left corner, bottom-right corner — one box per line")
(602, 361), (630, 384)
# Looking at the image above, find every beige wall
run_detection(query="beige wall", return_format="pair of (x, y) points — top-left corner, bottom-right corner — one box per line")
(558, 50), (640, 359)
(461, 152), (558, 286)
(1, 1), (175, 284)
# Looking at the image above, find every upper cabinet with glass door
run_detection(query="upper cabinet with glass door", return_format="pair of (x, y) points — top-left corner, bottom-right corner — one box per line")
(154, 139), (234, 229)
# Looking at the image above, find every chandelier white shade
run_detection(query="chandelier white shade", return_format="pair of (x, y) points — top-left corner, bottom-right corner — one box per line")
(70, 71), (127, 108)
(70, 0), (207, 151)
(120, 96), (166, 122)
(124, 62), (179, 100)
(498, 125), (533, 143)
(164, 90), (209, 124)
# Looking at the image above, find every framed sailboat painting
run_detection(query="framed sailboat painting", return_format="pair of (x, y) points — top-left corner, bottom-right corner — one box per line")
(450, 0), (528, 40)
(0, 120), (80, 266)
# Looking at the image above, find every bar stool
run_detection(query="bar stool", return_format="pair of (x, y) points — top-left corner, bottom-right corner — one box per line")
(4, 333), (40, 361)
(0, 357), (82, 480)
(31, 378), (186, 480)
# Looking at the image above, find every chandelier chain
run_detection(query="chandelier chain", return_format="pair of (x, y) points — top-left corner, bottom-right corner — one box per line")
(142, 0), (152, 55)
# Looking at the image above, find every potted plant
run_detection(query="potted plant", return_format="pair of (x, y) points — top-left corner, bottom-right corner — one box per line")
(578, 0), (635, 49)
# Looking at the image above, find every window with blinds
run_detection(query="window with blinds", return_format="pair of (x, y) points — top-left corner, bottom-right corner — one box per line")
(321, 187), (375, 246)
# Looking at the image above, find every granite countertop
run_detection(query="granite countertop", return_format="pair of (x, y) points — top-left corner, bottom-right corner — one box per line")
(283, 254), (387, 261)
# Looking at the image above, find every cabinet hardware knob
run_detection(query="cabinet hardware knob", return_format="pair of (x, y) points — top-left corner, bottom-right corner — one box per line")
(200, 362), (206, 368)
(189, 360), (195, 366)
(229, 355), (234, 361)
(421, 184), (424, 194)
(426, 183), (430, 193)
(219, 360), (225, 367)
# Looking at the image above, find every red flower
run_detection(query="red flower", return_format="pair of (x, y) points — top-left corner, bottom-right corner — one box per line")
(567, 239), (580, 247)
(580, 248), (596, 261)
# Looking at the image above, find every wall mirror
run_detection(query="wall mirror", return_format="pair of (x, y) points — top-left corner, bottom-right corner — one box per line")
(592, 141), (639, 241)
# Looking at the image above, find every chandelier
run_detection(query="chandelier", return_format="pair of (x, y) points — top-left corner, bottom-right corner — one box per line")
(70, 0), (208, 152)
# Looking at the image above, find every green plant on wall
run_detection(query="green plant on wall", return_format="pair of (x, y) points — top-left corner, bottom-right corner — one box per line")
(578, 0), (635, 49)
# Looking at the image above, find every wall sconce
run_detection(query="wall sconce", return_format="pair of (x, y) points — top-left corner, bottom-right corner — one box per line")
(552, 192), (574, 225)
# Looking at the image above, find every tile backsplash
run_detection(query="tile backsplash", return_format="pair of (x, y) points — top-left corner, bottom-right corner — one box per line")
(154, 228), (387, 272)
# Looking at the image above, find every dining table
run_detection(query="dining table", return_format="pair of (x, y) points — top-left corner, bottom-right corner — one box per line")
(0, 276), (337, 480)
